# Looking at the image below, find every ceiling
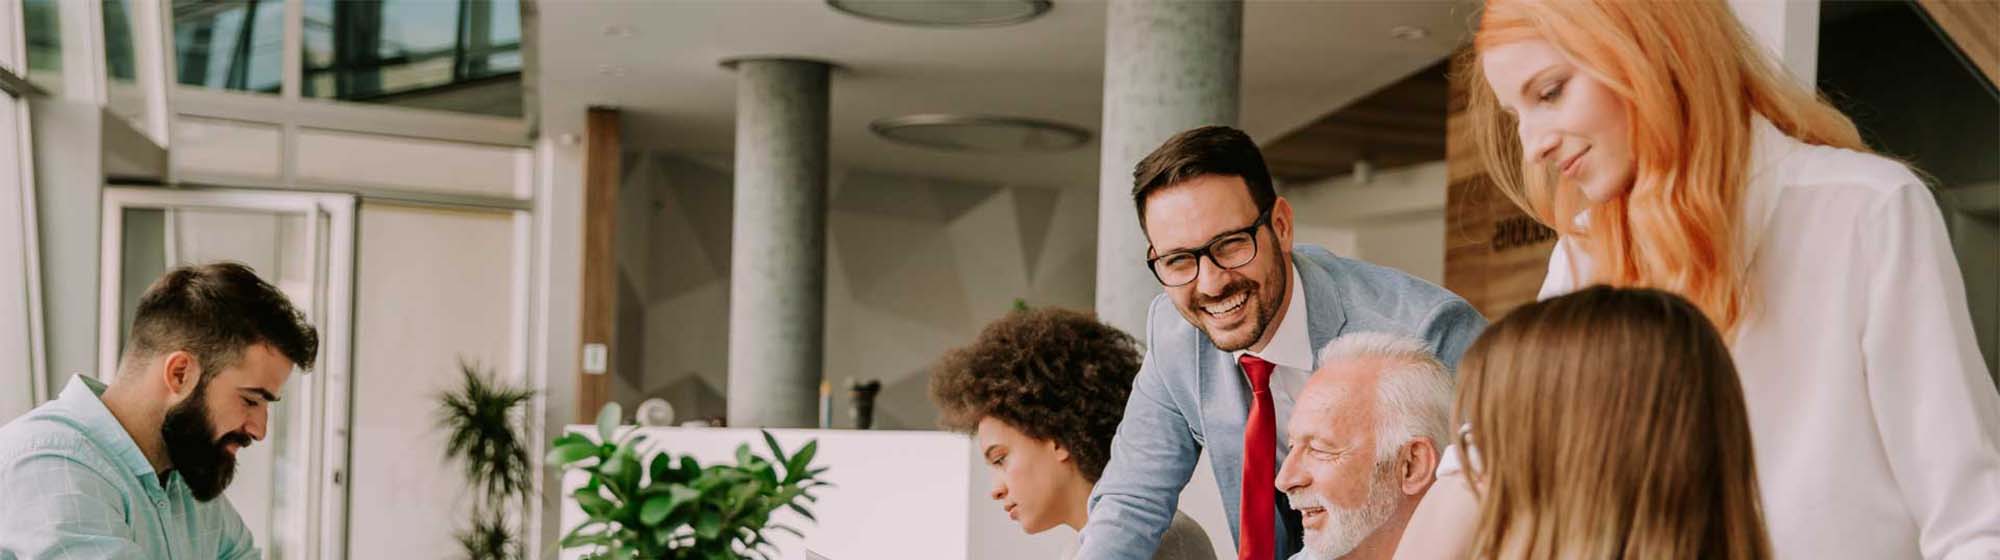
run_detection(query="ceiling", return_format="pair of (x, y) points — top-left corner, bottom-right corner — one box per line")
(536, 0), (1475, 190)
(1262, 57), (1450, 185)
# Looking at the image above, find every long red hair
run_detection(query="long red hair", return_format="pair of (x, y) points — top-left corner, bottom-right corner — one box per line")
(1464, 0), (1868, 334)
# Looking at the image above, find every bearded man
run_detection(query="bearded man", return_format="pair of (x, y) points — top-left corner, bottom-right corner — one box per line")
(0, 262), (317, 559)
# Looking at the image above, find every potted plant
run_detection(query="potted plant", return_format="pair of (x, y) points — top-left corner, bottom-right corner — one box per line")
(436, 360), (537, 560)
(549, 403), (830, 560)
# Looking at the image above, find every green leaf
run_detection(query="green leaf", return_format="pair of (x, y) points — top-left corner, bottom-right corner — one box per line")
(670, 485), (700, 509)
(750, 462), (778, 487)
(786, 503), (817, 522)
(561, 521), (604, 544)
(575, 489), (615, 517)
(596, 402), (622, 443)
(560, 530), (614, 549)
(784, 440), (818, 482)
(695, 510), (723, 539)
(547, 441), (601, 467)
(678, 456), (701, 478)
(735, 443), (753, 467)
(768, 523), (806, 540)
(649, 453), (673, 483)
(727, 484), (760, 516)
(600, 449), (632, 480)
(760, 430), (789, 466)
(640, 494), (674, 526)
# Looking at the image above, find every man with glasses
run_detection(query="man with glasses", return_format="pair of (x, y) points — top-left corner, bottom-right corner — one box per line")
(1075, 126), (1485, 560)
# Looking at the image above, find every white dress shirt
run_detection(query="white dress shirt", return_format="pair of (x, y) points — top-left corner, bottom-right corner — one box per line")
(1527, 118), (2000, 559)
(1232, 263), (1313, 454)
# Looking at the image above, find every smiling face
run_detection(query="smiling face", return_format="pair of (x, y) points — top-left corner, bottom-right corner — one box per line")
(975, 417), (1087, 534)
(1482, 39), (1637, 205)
(1275, 360), (1405, 559)
(1141, 175), (1295, 352)
(161, 343), (292, 501)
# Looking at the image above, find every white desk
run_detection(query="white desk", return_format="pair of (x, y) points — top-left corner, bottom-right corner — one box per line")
(557, 426), (1071, 560)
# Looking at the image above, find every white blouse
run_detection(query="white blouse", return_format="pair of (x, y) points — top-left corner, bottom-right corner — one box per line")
(1531, 119), (2000, 559)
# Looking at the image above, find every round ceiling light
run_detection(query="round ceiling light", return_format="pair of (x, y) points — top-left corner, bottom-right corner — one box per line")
(828, 0), (1052, 27)
(871, 114), (1092, 153)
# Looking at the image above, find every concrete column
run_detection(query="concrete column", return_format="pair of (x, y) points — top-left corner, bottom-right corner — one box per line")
(1095, 0), (1243, 336)
(1728, 0), (1820, 84)
(725, 58), (831, 428)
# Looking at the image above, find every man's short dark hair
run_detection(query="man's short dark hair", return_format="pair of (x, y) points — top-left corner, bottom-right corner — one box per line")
(1130, 125), (1277, 231)
(929, 307), (1140, 482)
(123, 262), (319, 379)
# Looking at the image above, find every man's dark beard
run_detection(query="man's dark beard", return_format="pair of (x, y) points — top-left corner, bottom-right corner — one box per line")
(160, 383), (252, 502)
(1198, 252), (1290, 352)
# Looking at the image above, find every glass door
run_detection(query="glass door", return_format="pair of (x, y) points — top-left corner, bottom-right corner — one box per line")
(98, 187), (355, 560)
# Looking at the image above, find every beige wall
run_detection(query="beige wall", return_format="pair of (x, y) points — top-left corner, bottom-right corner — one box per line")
(610, 152), (1097, 430)
(348, 202), (526, 559)
(1286, 161), (1449, 286)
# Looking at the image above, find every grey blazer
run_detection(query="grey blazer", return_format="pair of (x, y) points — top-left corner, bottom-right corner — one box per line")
(1076, 245), (1487, 560)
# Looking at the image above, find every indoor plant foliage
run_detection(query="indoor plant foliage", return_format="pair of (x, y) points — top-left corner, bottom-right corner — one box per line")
(550, 403), (830, 560)
(437, 360), (538, 560)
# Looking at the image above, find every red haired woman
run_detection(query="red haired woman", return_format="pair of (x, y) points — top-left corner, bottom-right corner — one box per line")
(1399, 1), (2000, 558)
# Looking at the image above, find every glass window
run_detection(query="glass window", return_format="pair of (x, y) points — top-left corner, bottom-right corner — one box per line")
(173, 0), (285, 93)
(23, 0), (62, 93)
(103, 0), (136, 81)
(102, 0), (150, 130)
(302, 0), (522, 117)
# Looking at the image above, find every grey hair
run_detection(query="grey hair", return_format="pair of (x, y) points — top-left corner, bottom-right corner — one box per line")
(1315, 331), (1455, 463)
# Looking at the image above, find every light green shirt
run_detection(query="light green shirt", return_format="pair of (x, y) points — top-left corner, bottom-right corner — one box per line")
(0, 375), (258, 560)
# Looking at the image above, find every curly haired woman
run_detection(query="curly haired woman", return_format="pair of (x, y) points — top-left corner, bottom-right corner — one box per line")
(931, 307), (1215, 560)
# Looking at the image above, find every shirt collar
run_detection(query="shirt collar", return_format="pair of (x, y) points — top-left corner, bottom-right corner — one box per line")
(1233, 262), (1313, 372)
(57, 374), (162, 480)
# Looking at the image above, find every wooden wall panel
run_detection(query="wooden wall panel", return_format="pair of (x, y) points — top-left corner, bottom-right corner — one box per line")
(579, 107), (620, 423)
(1916, 0), (1999, 88)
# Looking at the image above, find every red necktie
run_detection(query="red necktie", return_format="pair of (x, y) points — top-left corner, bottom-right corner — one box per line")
(1238, 354), (1277, 560)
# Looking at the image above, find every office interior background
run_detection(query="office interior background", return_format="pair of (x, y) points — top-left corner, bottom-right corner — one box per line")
(0, 0), (1991, 558)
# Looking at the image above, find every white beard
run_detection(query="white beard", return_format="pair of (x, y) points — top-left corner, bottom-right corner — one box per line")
(1292, 461), (1402, 560)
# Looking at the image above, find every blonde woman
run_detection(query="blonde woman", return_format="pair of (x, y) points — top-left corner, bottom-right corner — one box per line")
(1453, 286), (1770, 559)
(1399, 1), (2000, 558)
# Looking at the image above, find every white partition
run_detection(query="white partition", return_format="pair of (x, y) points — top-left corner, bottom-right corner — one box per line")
(0, 82), (40, 423)
(170, 116), (283, 180)
(296, 128), (530, 197)
(347, 202), (527, 559)
(559, 427), (1072, 560)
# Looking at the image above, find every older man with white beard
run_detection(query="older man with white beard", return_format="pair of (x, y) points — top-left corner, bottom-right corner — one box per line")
(1273, 332), (1452, 560)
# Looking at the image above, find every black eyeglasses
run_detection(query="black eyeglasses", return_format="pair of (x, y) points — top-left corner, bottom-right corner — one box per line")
(1146, 210), (1270, 287)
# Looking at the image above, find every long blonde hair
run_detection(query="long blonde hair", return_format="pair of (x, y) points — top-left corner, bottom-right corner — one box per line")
(1464, 0), (1868, 334)
(1455, 286), (1769, 559)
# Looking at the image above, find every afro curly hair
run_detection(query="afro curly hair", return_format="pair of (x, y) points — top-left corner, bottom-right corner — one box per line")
(929, 307), (1142, 482)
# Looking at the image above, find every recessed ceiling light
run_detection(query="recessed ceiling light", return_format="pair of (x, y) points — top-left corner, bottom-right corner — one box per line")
(828, 0), (1052, 27)
(871, 114), (1092, 153)
(1391, 25), (1429, 40)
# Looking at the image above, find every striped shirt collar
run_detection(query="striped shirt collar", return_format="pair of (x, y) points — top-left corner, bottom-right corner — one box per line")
(57, 374), (162, 481)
